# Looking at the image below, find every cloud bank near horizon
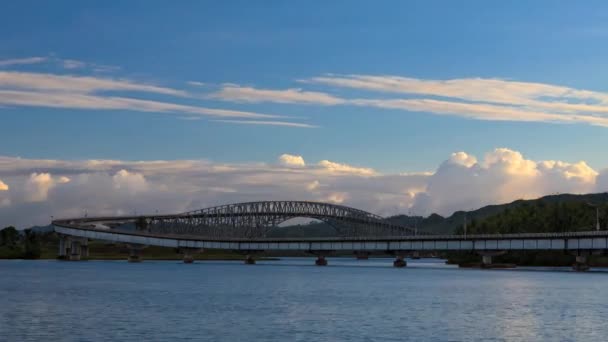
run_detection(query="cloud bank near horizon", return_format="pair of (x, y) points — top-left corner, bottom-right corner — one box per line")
(0, 148), (606, 228)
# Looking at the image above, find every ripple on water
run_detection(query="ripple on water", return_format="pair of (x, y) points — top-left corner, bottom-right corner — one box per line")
(1, 258), (608, 342)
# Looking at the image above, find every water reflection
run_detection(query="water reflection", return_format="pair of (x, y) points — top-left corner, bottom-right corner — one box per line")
(1, 259), (608, 341)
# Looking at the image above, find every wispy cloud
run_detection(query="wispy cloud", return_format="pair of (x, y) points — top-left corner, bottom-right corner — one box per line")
(187, 81), (206, 87)
(7, 55), (608, 128)
(0, 90), (281, 119)
(62, 59), (87, 69)
(213, 119), (316, 128)
(153, 73), (608, 128)
(303, 74), (608, 127)
(0, 71), (188, 97)
(92, 64), (121, 73)
(350, 98), (608, 126)
(209, 84), (345, 105)
(305, 74), (608, 106)
(0, 59), (316, 125)
(0, 56), (47, 67)
(57, 58), (121, 73)
(0, 71), (289, 120)
(208, 75), (608, 127)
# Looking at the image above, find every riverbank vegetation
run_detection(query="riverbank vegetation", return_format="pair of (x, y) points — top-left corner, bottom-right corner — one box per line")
(0, 226), (43, 259)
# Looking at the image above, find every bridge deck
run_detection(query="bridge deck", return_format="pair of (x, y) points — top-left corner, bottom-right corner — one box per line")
(54, 223), (608, 252)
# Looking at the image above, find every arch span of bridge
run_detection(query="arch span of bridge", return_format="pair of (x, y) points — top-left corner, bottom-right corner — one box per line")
(54, 201), (417, 239)
(174, 200), (417, 237)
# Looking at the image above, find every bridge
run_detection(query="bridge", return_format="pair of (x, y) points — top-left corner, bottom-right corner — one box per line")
(53, 200), (606, 270)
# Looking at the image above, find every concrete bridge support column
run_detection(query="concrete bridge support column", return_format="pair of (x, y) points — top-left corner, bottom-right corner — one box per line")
(354, 251), (370, 260)
(58, 234), (69, 259)
(482, 255), (493, 266)
(390, 250), (407, 267)
(80, 239), (89, 259)
(573, 253), (590, 271)
(309, 250), (331, 266)
(235, 250), (262, 264)
(244, 254), (256, 265)
(315, 255), (328, 266)
(477, 251), (510, 269)
(180, 248), (201, 263)
(127, 244), (146, 262)
(58, 236), (88, 261)
(69, 240), (81, 261)
(393, 254), (407, 268)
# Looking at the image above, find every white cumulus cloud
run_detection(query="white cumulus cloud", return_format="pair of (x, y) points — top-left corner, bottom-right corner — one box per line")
(0, 179), (8, 191)
(57, 176), (71, 184)
(412, 148), (601, 215)
(112, 169), (148, 194)
(0, 149), (605, 228)
(24, 173), (56, 202)
(318, 160), (376, 176)
(279, 154), (306, 167)
(324, 192), (348, 204)
(307, 180), (320, 191)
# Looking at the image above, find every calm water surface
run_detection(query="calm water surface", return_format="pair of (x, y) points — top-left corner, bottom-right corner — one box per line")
(1, 258), (608, 341)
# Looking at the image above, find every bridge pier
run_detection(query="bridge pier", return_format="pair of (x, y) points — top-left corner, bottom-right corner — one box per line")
(315, 255), (328, 266)
(389, 250), (407, 267)
(393, 254), (407, 268)
(244, 254), (256, 265)
(354, 251), (370, 260)
(233, 250), (262, 264)
(482, 254), (493, 266)
(573, 253), (590, 271)
(58, 234), (68, 259)
(180, 248), (201, 263)
(127, 244), (146, 262)
(69, 239), (81, 261)
(58, 235), (88, 261)
(309, 250), (330, 266)
(477, 251), (513, 269)
(81, 239), (89, 259)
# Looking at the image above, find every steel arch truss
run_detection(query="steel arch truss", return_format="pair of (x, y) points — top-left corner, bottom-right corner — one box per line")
(146, 201), (415, 238)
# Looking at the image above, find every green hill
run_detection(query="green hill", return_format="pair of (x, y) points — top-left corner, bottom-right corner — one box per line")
(454, 193), (608, 234)
(388, 193), (608, 235)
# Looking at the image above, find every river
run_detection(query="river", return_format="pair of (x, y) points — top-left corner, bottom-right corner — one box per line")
(1, 258), (608, 341)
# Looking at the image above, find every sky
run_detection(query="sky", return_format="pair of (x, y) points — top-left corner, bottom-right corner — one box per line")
(1, 1), (608, 227)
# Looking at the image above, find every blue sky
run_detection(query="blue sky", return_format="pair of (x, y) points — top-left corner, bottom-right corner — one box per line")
(3, 2), (608, 227)
(2, 1), (608, 172)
